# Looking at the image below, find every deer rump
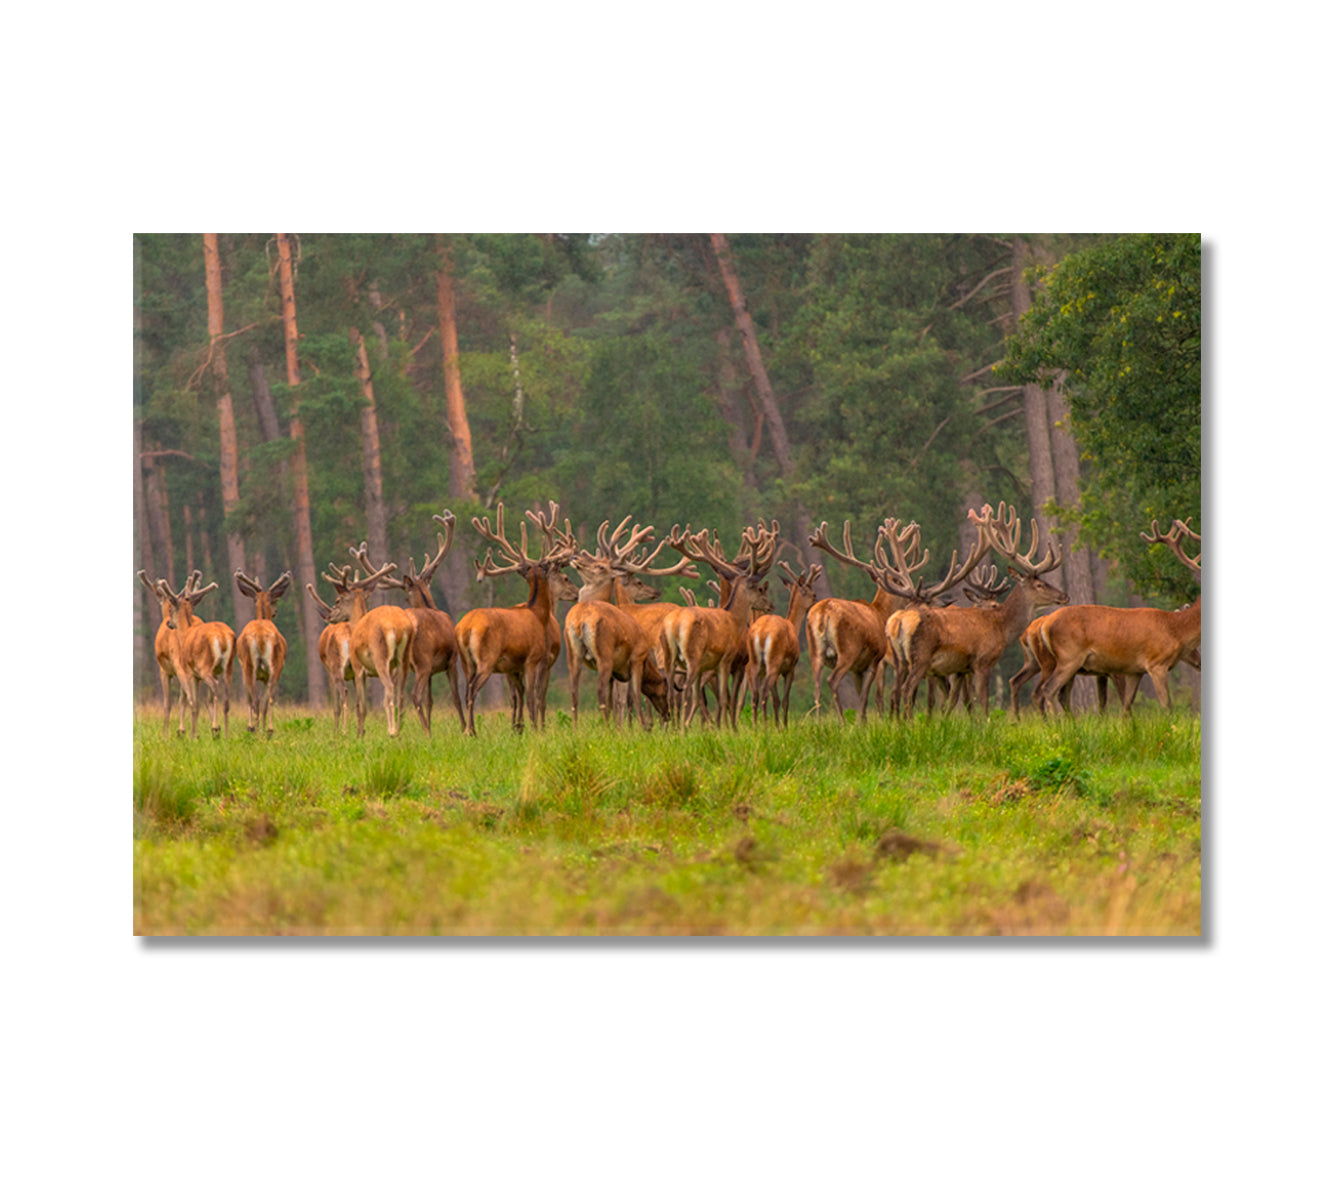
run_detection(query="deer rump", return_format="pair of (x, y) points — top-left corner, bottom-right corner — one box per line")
(567, 602), (669, 710)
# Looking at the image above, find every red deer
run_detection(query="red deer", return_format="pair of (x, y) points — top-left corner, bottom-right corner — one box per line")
(139, 569), (205, 738)
(563, 518), (698, 729)
(1035, 518), (1201, 715)
(893, 504), (1067, 719)
(324, 551), (414, 738)
(156, 575), (237, 738)
(234, 570), (292, 736)
(470, 502), (581, 730)
(659, 522), (777, 729)
(872, 522), (998, 717)
(307, 579), (355, 734)
(807, 519), (988, 720)
(455, 503), (578, 735)
(668, 574), (775, 724)
(379, 512), (466, 735)
(746, 562), (822, 726)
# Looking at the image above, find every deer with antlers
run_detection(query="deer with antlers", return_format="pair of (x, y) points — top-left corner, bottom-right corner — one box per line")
(1033, 518), (1201, 716)
(455, 503), (579, 735)
(153, 574), (237, 737)
(891, 504), (1068, 719)
(307, 580), (356, 734)
(563, 517), (700, 729)
(324, 549), (415, 737)
(806, 518), (987, 721)
(378, 512), (466, 735)
(234, 570), (292, 736)
(139, 570), (206, 737)
(659, 521), (778, 729)
(746, 562), (822, 727)
(868, 521), (999, 718)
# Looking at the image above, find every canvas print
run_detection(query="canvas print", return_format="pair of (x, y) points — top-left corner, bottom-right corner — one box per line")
(133, 233), (1202, 936)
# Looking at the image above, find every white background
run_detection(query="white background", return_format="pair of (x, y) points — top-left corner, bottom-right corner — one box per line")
(5, 3), (1326, 1196)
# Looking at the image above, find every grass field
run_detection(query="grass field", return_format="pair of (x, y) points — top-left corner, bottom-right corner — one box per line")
(133, 697), (1201, 936)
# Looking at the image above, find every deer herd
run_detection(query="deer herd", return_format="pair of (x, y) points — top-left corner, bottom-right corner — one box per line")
(137, 502), (1202, 739)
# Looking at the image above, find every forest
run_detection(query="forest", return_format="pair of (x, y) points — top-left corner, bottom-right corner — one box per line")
(132, 232), (1202, 709)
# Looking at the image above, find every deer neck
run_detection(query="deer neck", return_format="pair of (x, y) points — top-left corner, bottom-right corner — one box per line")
(255, 594), (276, 621)
(578, 576), (617, 604)
(1004, 580), (1056, 641)
(721, 579), (756, 630)
(407, 579), (438, 611)
(524, 569), (553, 628)
(1169, 596), (1202, 644)
(870, 588), (903, 619)
(786, 588), (814, 629)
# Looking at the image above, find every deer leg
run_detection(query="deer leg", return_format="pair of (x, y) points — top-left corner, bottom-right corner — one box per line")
(1146, 665), (1172, 712)
(445, 655), (465, 732)
(1119, 674), (1143, 714)
(1010, 659), (1039, 719)
(1110, 674), (1129, 713)
(159, 667), (174, 738)
(1039, 662), (1078, 718)
(596, 663), (615, 723)
(265, 672), (278, 736)
(566, 641), (583, 730)
(463, 665), (493, 737)
(354, 669), (370, 738)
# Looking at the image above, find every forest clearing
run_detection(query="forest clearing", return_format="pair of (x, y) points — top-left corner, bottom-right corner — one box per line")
(134, 233), (1201, 937)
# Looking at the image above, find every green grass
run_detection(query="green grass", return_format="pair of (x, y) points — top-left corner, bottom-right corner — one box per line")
(132, 701), (1201, 936)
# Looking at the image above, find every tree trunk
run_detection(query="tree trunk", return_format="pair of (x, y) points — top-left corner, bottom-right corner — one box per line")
(710, 232), (843, 698)
(714, 327), (758, 492)
(203, 233), (249, 622)
(1012, 239), (1096, 708)
(247, 343), (285, 442)
(276, 232), (325, 705)
(435, 236), (480, 615)
(349, 322), (390, 574)
(144, 449), (174, 584)
(1010, 239), (1059, 555)
(133, 420), (154, 692)
(436, 237), (479, 504)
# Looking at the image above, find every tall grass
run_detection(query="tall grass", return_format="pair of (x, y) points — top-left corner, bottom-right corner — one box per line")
(133, 703), (1201, 936)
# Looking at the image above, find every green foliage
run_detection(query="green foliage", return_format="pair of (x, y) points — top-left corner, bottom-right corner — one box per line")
(1000, 234), (1201, 603)
(134, 231), (1202, 701)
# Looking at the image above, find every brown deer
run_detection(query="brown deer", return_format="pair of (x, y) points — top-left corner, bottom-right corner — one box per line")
(234, 570), (292, 736)
(307, 580), (355, 734)
(324, 550), (414, 737)
(563, 517), (698, 729)
(873, 523), (997, 717)
(807, 518), (988, 720)
(470, 502), (581, 730)
(669, 572), (774, 724)
(156, 575), (237, 738)
(377, 512), (466, 735)
(746, 561), (822, 726)
(455, 503), (578, 735)
(659, 522), (778, 729)
(139, 569), (205, 738)
(1035, 518), (1201, 715)
(894, 503), (1068, 718)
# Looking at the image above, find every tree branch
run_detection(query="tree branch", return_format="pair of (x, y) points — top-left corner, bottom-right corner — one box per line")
(908, 415), (951, 470)
(949, 266), (1012, 311)
(959, 359), (1005, 384)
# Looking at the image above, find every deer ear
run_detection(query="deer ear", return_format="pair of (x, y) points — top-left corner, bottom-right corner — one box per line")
(234, 571), (257, 598)
(269, 573), (293, 600)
